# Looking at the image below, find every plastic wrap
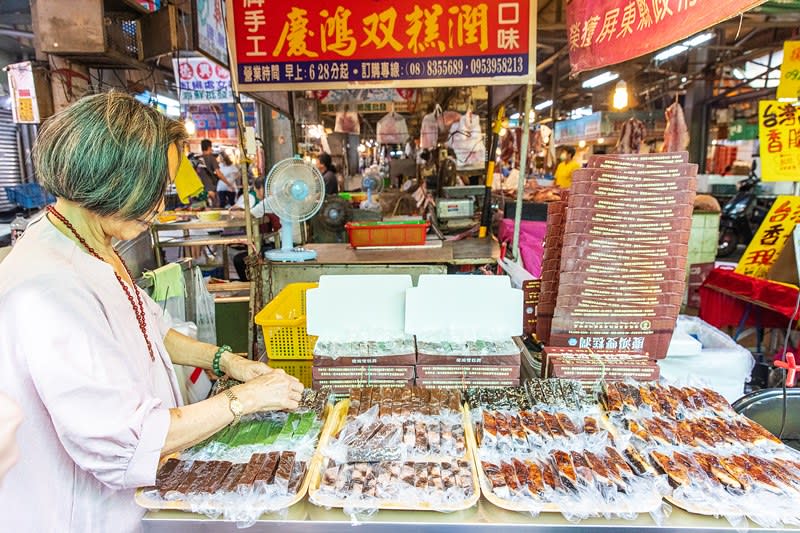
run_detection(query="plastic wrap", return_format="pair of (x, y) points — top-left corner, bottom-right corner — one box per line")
(136, 392), (335, 522)
(601, 380), (800, 527)
(471, 398), (668, 520)
(313, 337), (416, 359)
(308, 394), (479, 514)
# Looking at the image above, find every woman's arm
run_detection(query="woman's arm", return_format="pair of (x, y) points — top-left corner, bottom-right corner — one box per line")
(161, 372), (302, 456)
(164, 328), (273, 382)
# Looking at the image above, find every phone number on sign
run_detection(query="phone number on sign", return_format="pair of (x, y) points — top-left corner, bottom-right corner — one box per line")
(407, 57), (524, 78)
(469, 56), (524, 76)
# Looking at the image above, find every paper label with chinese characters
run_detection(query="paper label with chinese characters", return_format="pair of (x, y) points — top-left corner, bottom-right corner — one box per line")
(226, 0), (535, 89)
(777, 41), (800, 101)
(736, 195), (800, 279)
(173, 58), (234, 104)
(566, 0), (763, 74)
(759, 100), (800, 181)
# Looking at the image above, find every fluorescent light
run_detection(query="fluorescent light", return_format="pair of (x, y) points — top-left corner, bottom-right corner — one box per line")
(597, 138), (605, 144)
(509, 112), (520, 119)
(582, 71), (619, 89)
(534, 100), (553, 111)
(654, 45), (687, 61)
(578, 140), (587, 148)
(654, 31), (714, 62)
(683, 32), (714, 47)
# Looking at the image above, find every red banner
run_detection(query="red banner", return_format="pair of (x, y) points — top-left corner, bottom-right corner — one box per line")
(566, 0), (764, 73)
(226, 0), (535, 90)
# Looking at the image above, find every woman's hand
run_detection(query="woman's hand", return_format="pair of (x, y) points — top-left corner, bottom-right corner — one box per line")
(221, 353), (274, 383)
(234, 372), (303, 414)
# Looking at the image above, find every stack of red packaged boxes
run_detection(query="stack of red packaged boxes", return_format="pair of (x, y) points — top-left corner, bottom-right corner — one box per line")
(536, 198), (569, 344)
(547, 152), (697, 383)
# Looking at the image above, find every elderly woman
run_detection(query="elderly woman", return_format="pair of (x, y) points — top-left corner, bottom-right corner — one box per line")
(0, 92), (303, 532)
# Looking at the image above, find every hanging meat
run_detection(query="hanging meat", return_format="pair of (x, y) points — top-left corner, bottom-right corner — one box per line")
(662, 102), (689, 152)
(615, 118), (646, 154)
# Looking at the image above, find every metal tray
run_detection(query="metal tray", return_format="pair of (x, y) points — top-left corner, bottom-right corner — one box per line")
(732, 388), (800, 450)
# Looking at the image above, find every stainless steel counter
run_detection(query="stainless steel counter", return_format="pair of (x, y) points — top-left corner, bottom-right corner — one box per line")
(142, 498), (800, 532)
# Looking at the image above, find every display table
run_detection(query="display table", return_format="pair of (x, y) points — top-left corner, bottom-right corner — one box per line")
(261, 239), (500, 296)
(142, 498), (800, 532)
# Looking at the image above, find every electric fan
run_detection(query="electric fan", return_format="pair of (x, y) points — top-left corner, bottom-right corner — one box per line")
(359, 165), (384, 210)
(265, 157), (325, 262)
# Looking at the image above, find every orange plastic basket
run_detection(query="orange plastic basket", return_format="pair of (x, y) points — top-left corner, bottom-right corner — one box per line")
(345, 220), (430, 248)
(254, 282), (318, 360)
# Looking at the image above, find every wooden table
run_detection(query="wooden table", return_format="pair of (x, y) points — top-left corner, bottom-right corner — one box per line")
(262, 239), (500, 297)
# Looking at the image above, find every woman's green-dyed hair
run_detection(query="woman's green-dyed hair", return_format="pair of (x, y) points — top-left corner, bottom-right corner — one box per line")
(33, 91), (187, 220)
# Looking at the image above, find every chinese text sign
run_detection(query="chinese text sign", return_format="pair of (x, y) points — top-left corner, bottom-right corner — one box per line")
(226, 0), (535, 90)
(195, 0), (229, 67)
(736, 195), (800, 279)
(173, 58), (234, 104)
(758, 100), (800, 182)
(777, 41), (800, 101)
(566, 0), (763, 74)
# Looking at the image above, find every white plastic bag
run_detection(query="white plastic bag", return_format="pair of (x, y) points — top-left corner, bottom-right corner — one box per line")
(448, 111), (485, 169)
(193, 267), (217, 345)
(376, 112), (409, 145)
(420, 104), (443, 149)
(335, 110), (361, 134)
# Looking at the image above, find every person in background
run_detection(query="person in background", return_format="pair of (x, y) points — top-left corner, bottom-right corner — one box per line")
(554, 145), (579, 190)
(217, 151), (240, 208)
(197, 139), (232, 206)
(316, 152), (339, 195)
(0, 92), (302, 532)
(0, 393), (22, 487)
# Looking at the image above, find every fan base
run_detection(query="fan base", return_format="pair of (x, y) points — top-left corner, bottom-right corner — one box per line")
(265, 248), (318, 262)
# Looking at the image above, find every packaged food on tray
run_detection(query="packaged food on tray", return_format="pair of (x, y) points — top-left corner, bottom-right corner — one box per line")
(136, 389), (335, 522)
(476, 411), (667, 518)
(309, 389), (479, 513)
(599, 381), (800, 527)
(346, 386), (462, 419)
(416, 338), (520, 357)
(314, 458), (476, 508)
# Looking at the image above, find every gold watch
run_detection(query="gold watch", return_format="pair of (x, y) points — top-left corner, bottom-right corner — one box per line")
(223, 389), (244, 425)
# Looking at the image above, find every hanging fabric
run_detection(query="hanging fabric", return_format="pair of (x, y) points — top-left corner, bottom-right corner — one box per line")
(616, 117), (647, 154)
(662, 101), (689, 152)
(376, 111), (409, 145)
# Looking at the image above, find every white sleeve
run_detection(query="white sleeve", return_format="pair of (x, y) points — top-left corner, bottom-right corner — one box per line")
(10, 281), (171, 490)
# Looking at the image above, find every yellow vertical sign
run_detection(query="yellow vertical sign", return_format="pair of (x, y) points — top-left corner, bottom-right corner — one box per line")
(759, 100), (800, 182)
(777, 41), (800, 101)
(736, 195), (800, 278)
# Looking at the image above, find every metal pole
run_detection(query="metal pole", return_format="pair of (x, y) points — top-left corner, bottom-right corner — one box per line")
(512, 82), (534, 264)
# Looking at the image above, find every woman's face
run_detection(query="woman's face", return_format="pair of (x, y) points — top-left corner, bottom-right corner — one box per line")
(0, 393), (22, 486)
(101, 143), (180, 241)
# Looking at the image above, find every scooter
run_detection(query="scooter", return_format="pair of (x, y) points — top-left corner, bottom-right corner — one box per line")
(717, 162), (772, 258)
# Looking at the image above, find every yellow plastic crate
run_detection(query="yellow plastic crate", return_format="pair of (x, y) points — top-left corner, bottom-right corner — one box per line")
(255, 282), (318, 360)
(268, 359), (312, 388)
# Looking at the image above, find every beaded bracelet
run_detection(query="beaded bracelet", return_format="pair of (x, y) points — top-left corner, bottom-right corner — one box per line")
(212, 345), (232, 377)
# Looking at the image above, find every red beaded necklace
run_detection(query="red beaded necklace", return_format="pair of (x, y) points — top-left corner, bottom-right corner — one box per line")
(47, 205), (155, 362)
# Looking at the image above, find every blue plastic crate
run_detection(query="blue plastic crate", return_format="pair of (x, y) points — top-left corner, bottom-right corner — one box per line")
(4, 183), (55, 209)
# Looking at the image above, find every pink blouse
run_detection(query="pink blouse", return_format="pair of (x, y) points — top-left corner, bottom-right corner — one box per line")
(0, 215), (183, 532)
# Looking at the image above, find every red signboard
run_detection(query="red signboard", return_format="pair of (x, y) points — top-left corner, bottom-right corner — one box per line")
(226, 0), (535, 90)
(566, 0), (764, 73)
